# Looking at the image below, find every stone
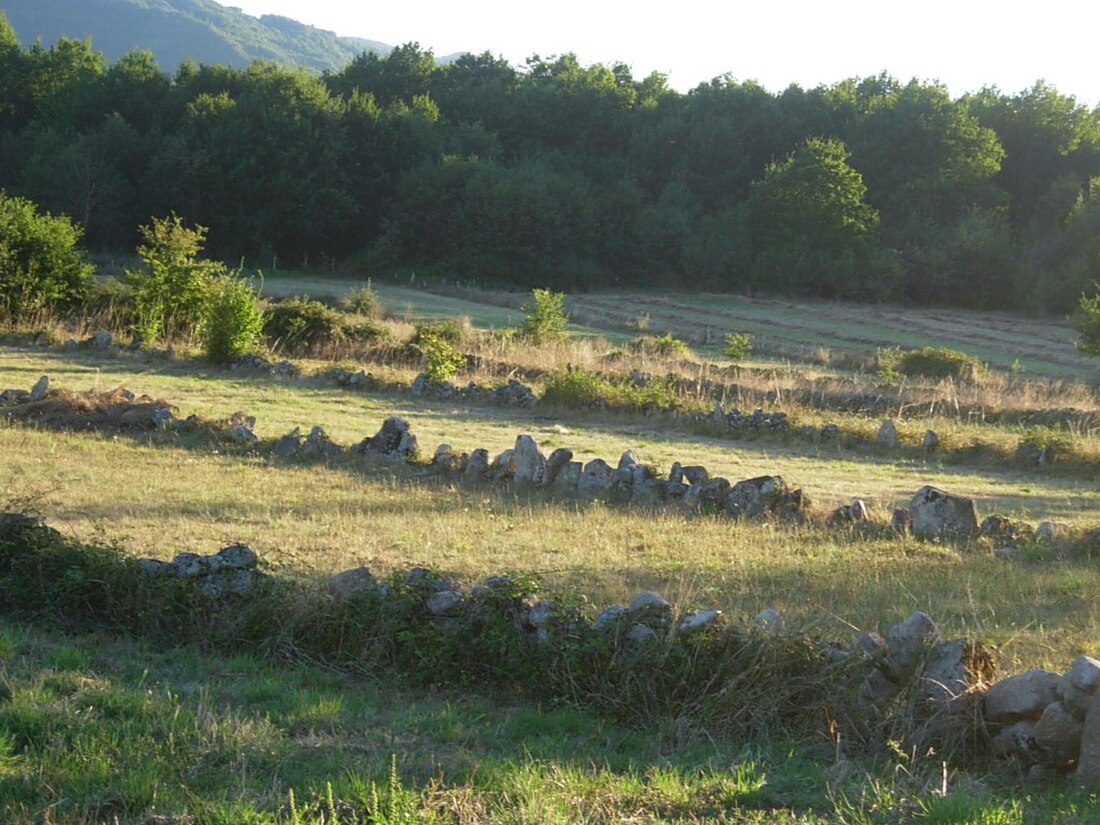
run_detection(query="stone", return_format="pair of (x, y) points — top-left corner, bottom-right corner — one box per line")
(463, 449), (490, 482)
(527, 599), (554, 629)
(1076, 693), (1100, 789)
(577, 459), (612, 499)
(488, 449), (515, 480)
(138, 558), (174, 577)
(668, 462), (684, 484)
(680, 465), (708, 486)
(617, 450), (641, 470)
(512, 435), (546, 485)
(984, 669), (1061, 723)
(228, 424), (257, 443)
(216, 544), (257, 569)
(665, 481), (689, 498)
(327, 566), (378, 601)
(920, 639), (975, 705)
(29, 375), (49, 402)
(678, 609), (721, 635)
(979, 515), (1035, 546)
(594, 604), (628, 634)
(881, 612), (941, 682)
(302, 426), (341, 460)
(633, 477), (666, 504)
(552, 460), (583, 490)
(150, 406), (174, 430)
(1016, 441), (1047, 467)
(992, 720), (1038, 760)
(92, 330), (113, 349)
(890, 508), (913, 534)
(724, 476), (789, 519)
(820, 423), (840, 440)
(830, 499), (870, 525)
(876, 419), (899, 447)
(851, 631), (887, 659)
(1065, 656), (1100, 697)
(361, 417), (415, 458)
(858, 667), (901, 716)
(427, 590), (463, 617)
(201, 569), (262, 598)
(909, 486), (979, 539)
(1036, 521), (1066, 543)
(1034, 701), (1083, 767)
(922, 430), (940, 452)
(752, 609), (785, 633)
(172, 553), (207, 577)
(626, 624), (658, 645)
(544, 448), (574, 486)
(628, 591), (672, 627)
(683, 476), (730, 511)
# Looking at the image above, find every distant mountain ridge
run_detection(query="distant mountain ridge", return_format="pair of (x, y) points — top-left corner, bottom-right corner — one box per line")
(0, 0), (393, 72)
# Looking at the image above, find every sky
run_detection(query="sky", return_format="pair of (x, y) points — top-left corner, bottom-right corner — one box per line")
(222, 0), (1099, 105)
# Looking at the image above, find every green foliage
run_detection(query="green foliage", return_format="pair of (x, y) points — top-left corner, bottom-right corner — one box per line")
(410, 318), (469, 347)
(124, 214), (225, 343)
(416, 331), (466, 381)
(542, 366), (687, 413)
(345, 281), (381, 317)
(722, 332), (753, 361)
(1073, 289), (1100, 357)
(878, 346), (985, 381)
(519, 288), (569, 344)
(202, 275), (265, 364)
(630, 332), (691, 358)
(262, 297), (346, 354)
(0, 190), (93, 320)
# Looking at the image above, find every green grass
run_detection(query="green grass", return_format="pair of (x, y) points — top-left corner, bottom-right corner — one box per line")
(0, 623), (1096, 824)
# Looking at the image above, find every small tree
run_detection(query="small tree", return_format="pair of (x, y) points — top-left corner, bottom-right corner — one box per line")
(1074, 290), (1100, 357)
(519, 288), (568, 344)
(722, 332), (753, 361)
(0, 190), (93, 320)
(125, 214), (225, 343)
(202, 275), (264, 364)
(417, 331), (466, 381)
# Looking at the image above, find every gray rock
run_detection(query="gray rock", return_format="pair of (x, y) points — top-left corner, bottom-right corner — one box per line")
(668, 462), (683, 484)
(361, 417), (415, 458)
(463, 449), (490, 482)
(909, 486), (979, 539)
(1034, 701), (1083, 767)
(488, 448), (515, 480)
(594, 604), (628, 634)
(617, 450), (641, 470)
(628, 591), (672, 627)
(150, 406), (174, 430)
(858, 667), (901, 716)
(677, 609), (721, 635)
(513, 435), (546, 485)
(984, 669), (1061, 723)
(29, 375), (49, 402)
(890, 508), (913, 534)
(633, 477), (666, 504)
(979, 515), (1035, 545)
(138, 558), (174, 577)
(544, 448), (574, 486)
(92, 330), (113, 349)
(992, 720), (1038, 760)
(681, 465), (709, 486)
(881, 612), (941, 682)
(172, 553), (207, 577)
(683, 476), (730, 511)
(820, 423), (840, 440)
(577, 459), (612, 499)
(851, 631), (887, 659)
(527, 598), (554, 629)
(920, 639), (974, 705)
(922, 430), (940, 452)
(1036, 521), (1067, 543)
(427, 590), (463, 617)
(665, 481), (689, 498)
(216, 544), (257, 569)
(552, 460), (583, 491)
(831, 499), (870, 524)
(625, 624), (658, 645)
(724, 475), (789, 518)
(752, 609), (785, 633)
(228, 424), (257, 443)
(1076, 693), (1100, 789)
(1065, 656), (1100, 697)
(327, 566), (378, 601)
(876, 419), (898, 447)
(274, 429), (301, 457)
(200, 569), (262, 598)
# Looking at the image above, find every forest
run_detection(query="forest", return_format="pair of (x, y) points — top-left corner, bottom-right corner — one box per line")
(3, 10), (1100, 314)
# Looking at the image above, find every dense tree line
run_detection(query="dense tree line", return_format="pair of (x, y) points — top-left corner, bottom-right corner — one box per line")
(3, 12), (1100, 313)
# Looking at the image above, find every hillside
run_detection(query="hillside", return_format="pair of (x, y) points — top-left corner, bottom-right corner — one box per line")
(0, 0), (391, 72)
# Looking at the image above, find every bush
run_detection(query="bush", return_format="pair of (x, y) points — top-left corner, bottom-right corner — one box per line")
(416, 331), (466, 381)
(519, 288), (568, 344)
(346, 281), (381, 317)
(631, 332), (692, 358)
(542, 366), (687, 414)
(0, 190), (94, 320)
(411, 318), (469, 347)
(125, 214), (225, 343)
(876, 346), (984, 382)
(263, 297), (347, 354)
(722, 332), (753, 361)
(202, 276), (265, 364)
(1074, 290), (1100, 356)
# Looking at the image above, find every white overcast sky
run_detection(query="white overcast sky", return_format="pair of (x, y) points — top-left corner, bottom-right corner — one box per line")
(222, 0), (1099, 105)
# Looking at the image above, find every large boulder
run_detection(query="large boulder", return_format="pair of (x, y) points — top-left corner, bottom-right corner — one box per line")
(683, 477), (730, 511)
(724, 475), (789, 518)
(512, 435), (546, 485)
(984, 669), (1061, 723)
(360, 416), (418, 460)
(577, 459), (612, 499)
(1077, 694), (1100, 790)
(544, 448), (574, 486)
(909, 486), (978, 539)
(881, 612), (941, 682)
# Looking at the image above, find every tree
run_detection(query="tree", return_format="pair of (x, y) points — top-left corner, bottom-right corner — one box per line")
(744, 137), (878, 297)
(0, 190), (94, 319)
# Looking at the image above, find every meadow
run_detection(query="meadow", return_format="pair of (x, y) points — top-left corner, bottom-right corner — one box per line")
(2, 283), (1100, 823)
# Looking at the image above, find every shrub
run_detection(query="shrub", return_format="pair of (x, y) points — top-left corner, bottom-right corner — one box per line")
(722, 332), (753, 361)
(631, 332), (692, 358)
(897, 347), (984, 381)
(411, 318), (469, 347)
(519, 288), (568, 344)
(417, 331), (466, 381)
(1074, 289), (1100, 356)
(543, 365), (617, 408)
(0, 190), (94, 320)
(346, 281), (381, 317)
(263, 297), (347, 354)
(202, 276), (265, 364)
(125, 214), (225, 343)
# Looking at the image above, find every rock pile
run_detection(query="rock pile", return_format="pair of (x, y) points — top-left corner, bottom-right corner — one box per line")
(137, 543), (266, 598)
(707, 403), (790, 432)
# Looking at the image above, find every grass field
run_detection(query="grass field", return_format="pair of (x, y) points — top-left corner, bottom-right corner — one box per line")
(3, 283), (1100, 823)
